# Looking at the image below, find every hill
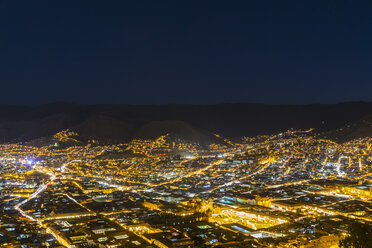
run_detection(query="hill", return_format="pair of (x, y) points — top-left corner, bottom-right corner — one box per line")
(324, 115), (372, 142)
(134, 120), (223, 146)
(1, 101), (372, 143)
(73, 115), (136, 143)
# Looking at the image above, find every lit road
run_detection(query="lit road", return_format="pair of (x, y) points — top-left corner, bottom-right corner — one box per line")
(14, 164), (67, 223)
(205, 160), (272, 193)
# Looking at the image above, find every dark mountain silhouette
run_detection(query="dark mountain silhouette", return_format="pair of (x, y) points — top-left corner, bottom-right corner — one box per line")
(73, 115), (136, 143)
(0, 114), (73, 142)
(1, 101), (372, 144)
(324, 115), (372, 142)
(134, 120), (222, 145)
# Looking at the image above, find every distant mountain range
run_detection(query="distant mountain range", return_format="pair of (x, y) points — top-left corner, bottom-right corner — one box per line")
(1, 101), (372, 144)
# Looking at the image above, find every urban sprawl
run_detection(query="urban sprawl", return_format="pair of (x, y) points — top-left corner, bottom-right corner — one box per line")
(1, 129), (371, 247)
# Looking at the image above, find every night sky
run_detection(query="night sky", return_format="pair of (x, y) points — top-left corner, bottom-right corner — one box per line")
(1, 1), (372, 105)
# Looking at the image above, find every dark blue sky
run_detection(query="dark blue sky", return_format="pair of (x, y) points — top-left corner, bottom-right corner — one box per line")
(1, 0), (372, 105)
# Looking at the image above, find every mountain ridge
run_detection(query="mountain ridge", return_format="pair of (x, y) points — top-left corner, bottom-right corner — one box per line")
(1, 101), (372, 143)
